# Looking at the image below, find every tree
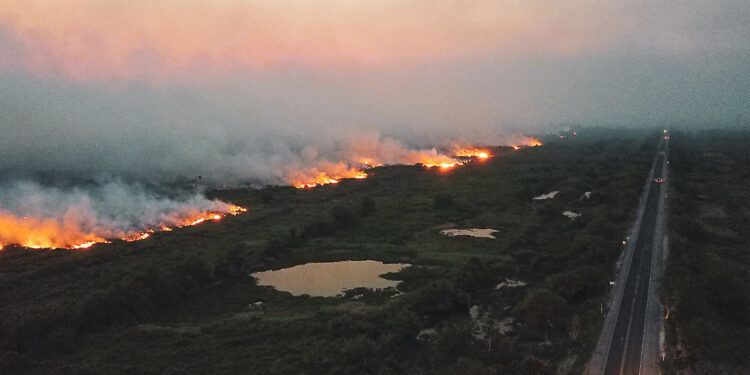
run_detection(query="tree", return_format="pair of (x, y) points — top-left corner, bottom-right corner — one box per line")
(358, 196), (375, 216)
(433, 194), (454, 209)
(512, 288), (566, 326)
(331, 205), (358, 227)
(567, 314), (581, 341)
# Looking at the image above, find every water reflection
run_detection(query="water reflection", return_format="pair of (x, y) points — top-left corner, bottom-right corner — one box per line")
(252, 260), (410, 297)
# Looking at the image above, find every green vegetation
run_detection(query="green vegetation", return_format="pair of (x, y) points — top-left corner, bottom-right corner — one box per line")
(661, 129), (750, 375)
(0, 128), (656, 374)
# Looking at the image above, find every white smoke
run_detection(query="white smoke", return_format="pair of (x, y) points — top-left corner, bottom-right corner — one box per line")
(0, 179), (232, 241)
(0, 72), (543, 248)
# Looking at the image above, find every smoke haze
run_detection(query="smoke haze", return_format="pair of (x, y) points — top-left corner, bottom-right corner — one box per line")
(1, 0), (748, 247)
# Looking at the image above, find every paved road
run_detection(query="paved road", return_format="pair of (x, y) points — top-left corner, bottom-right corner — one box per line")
(590, 136), (668, 375)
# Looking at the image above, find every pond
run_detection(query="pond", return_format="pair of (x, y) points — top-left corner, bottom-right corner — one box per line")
(252, 260), (410, 297)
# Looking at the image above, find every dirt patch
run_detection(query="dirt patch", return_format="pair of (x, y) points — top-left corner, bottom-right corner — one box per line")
(533, 191), (559, 200)
(562, 211), (582, 220)
(496, 279), (527, 289)
(441, 228), (498, 239)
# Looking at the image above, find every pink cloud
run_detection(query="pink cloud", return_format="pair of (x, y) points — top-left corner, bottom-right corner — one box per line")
(0, 0), (623, 80)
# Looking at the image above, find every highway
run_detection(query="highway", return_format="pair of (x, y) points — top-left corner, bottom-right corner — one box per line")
(590, 136), (668, 375)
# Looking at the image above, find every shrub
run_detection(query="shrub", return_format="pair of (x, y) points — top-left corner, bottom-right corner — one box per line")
(432, 194), (454, 210)
(214, 246), (250, 279)
(300, 219), (334, 238)
(512, 288), (566, 326)
(263, 238), (286, 256)
(0, 351), (32, 373)
(432, 319), (476, 364)
(358, 196), (375, 216)
(180, 256), (213, 285)
(546, 266), (607, 302)
(331, 205), (358, 227)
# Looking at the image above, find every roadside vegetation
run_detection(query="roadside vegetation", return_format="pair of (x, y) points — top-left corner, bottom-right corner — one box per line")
(661, 129), (750, 375)
(1, 128), (656, 374)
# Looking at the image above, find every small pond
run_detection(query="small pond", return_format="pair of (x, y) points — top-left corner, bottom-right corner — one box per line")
(252, 260), (410, 297)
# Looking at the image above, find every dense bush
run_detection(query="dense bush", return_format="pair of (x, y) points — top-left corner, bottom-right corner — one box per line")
(432, 193), (454, 209)
(513, 288), (566, 326)
(546, 266), (607, 303)
(358, 196), (375, 216)
(330, 205), (358, 227)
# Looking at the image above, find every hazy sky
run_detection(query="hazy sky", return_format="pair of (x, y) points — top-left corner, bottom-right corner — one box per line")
(1, 0), (749, 183)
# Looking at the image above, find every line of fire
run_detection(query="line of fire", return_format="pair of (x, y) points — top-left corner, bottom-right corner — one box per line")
(0, 140), (540, 251)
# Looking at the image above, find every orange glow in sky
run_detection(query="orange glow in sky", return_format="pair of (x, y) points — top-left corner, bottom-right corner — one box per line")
(0, 0), (620, 81)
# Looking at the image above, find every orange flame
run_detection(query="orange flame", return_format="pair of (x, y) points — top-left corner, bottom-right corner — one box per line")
(360, 159), (382, 168)
(290, 145), (497, 188)
(125, 232), (151, 242)
(286, 138), (540, 190)
(452, 147), (491, 159)
(412, 152), (462, 169)
(0, 210), (108, 250)
(291, 166), (368, 189)
(420, 160), (461, 169)
(0, 204), (248, 250)
(112, 205), (247, 245)
(524, 138), (543, 147)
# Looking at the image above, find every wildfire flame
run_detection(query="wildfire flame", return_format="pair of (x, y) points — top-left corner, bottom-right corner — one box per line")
(523, 138), (543, 147)
(452, 147), (491, 159)
(0, 204), (247, 250)
(419, 157), (461, 169)
(0, 210), (108, 250)
(293, 170), (368, 189)
(290, 144), (502, 188)
(125, 232), (151, 242)
(0, 137), (547, 251)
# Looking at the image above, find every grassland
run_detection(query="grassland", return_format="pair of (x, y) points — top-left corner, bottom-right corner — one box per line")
(1, 128), (657, 374)
(661, 129), (750, 375)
